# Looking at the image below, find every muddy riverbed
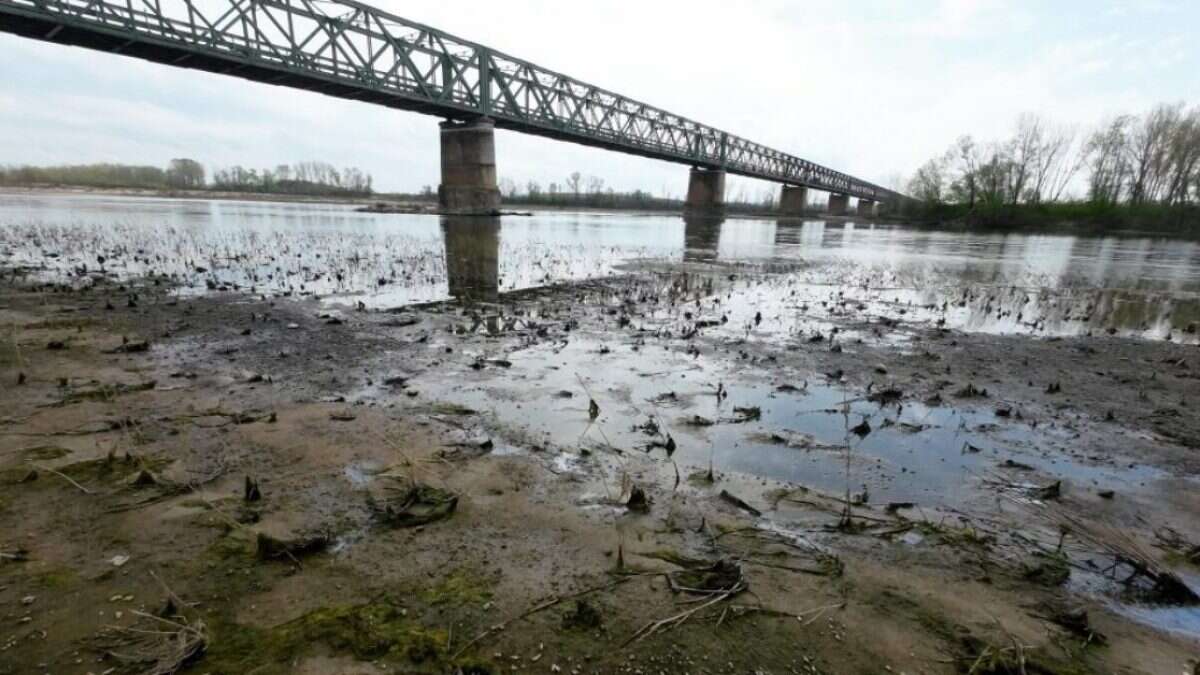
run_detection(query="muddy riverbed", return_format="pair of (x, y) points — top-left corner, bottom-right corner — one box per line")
(2, 195), (1200, 675)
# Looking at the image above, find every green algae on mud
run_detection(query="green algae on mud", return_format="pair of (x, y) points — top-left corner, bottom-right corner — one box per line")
(421, 568), (494, 607)
(199, 602), (451, 674)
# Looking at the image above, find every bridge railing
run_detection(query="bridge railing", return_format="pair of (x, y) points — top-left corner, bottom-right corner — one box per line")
(1, 0), (899, 202)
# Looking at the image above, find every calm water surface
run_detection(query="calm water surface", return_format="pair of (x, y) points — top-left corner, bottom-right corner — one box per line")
(2, 192), (1199, 340)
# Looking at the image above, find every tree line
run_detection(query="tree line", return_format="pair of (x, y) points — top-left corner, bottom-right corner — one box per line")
(907, 103), (1200, 229)
(407, 171), (783, 215)
(0, 159), (374, 197)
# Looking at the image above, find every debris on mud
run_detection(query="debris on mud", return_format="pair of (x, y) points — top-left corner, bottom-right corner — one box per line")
(244, 476), (262, 502)
(1022, 551), (1071, 587)
(867, 385), (904, 405)
(730, 406), (762, 423)
(666, 558), (745, 595)
(369, 480), (459, 528)
(104, 339), (151, 354)
(256, 531), (330, 561)
(562, 600), (603, 630)
(624, 483), (651, 513)
(88, 577), (208, 675)
(719, 490), (762, 517)
(58, 380), (157, 405)
(954, 383), (990, 399)
(1034, 506), (1200, 604)
(0, 547), (30, 563)
(1031, 599), (1107, 645)
(627, 559), (747, 644)
(1154, 527), (1200, 566)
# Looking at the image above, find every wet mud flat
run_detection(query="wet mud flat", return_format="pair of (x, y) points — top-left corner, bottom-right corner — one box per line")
(2, 256), (1200, 675)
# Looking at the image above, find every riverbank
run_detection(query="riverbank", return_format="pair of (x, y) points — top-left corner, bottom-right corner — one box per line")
(909, 201), (1200, 238)
(0, 185), (371, 208)
(2, 247), (1199, 674)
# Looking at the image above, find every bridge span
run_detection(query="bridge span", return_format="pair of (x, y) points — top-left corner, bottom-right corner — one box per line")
(0, 0), (901, 216)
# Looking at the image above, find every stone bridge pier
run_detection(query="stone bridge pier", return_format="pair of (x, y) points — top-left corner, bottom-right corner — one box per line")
(858, 199), (876, 217)
(827, 193), (849, 216)
(779, 185), (808, 217)
(684, 167), (726, 216)
(438, 117), (502, 215)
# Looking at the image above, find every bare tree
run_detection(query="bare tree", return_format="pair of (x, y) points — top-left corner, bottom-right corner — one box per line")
(1163, 106), (1200, 205)
(1006, 114), (1042, 205)
(566, 172), (582, 199)
(1126, 103), (1183, 204)
(945, 136), (981, 207)
(1085, 116), (1133, 205)
(585, 175), (605, 195)
(1035, 124), (1085, 203)
(908, 157), (947, 203)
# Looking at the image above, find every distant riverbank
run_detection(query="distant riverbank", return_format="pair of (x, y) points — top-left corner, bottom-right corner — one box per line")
(906, 201), (1200, 238)
(0, 184), (372, 207)
(0, 185), (836, 222)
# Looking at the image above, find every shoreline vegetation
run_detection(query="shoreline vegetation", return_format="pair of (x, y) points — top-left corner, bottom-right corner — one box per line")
(903, 103), (1200, 235)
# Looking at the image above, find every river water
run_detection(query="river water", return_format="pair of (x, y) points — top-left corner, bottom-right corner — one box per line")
(3, 191), (1198, 343)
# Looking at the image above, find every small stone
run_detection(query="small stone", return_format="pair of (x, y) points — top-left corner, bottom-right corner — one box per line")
(20, 596), (35, 606)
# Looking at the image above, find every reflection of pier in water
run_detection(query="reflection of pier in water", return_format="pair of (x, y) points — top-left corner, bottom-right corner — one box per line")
(441, 215), (500, 303)
(683, 215), (724, 262)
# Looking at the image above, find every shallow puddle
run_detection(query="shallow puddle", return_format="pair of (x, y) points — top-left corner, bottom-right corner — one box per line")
(401, 334), (1163, 509)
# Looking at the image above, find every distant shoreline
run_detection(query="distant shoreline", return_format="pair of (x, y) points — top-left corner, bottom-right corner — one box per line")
(1, 185), (882, 227)
(0, 184), (372, 207)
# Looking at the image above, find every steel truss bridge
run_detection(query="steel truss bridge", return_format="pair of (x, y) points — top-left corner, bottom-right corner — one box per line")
(0, 0), (899, 203)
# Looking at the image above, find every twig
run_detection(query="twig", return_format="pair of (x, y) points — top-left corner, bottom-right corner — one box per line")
(624, 582), (746, 645)
(30, 462), (93, 495)
(453, 577), (629, 658)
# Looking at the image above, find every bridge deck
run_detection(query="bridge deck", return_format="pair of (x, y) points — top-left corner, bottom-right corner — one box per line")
(0, 0), (899, 202)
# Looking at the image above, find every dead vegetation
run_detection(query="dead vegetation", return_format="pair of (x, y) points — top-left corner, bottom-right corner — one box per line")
(368, 478), (459, 528)
(1030, 504), (1199, 605)
(88, 575), (208, 675)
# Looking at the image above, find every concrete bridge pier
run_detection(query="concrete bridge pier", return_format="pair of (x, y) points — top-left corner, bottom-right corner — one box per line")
(827, 193), (849, 216)
(438, 117), (501, 215)
(779, 185), (808, 217)
(857, 199), (876, 217)
(684, 167), (726, 216)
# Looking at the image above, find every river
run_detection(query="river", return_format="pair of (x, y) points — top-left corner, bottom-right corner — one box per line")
(2, 191), (1199, 343)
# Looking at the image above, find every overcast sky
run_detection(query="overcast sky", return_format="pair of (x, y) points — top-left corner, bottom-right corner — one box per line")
(1, 0), (1197, 197)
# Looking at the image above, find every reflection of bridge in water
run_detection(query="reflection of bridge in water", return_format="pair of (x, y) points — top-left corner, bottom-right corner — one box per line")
(442, 216), (500, 303)
(439, 215), (825, 299)
(441, 214), (738, 301)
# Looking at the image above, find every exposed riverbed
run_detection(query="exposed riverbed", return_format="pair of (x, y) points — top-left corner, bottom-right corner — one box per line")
(2, 193), (1199, 674)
